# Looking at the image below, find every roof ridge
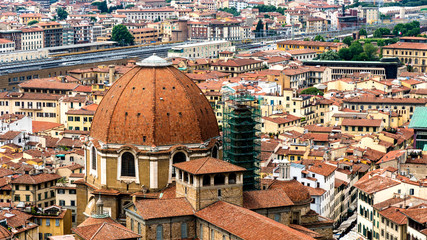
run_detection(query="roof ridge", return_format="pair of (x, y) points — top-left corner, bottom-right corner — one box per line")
(195, 157), (211, 174)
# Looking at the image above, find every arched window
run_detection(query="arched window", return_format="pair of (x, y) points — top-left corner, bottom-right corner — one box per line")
(214, 174), (225, 185)
(121, 152), (135, 177)
(211, 145), (218, 158)
(228, 173), (237, 184)
(91, 147), (96, 170)
(203, 175), (211, 186)
(172, 152), (186, 178)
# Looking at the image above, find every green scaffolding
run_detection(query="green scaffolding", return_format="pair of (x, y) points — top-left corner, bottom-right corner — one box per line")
(222, 90), (261, 191)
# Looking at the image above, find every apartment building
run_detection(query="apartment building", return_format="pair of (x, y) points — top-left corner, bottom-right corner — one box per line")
(0, 92), (62, 123)
(382, 42), (427, 73)
(117, 8), (177, 22)
(130, 28), (159, 44)
(0, 30), (22, 50)
(342, 97), (427, 119)
(21, 27), (44, 50)
(37, 22), (63, 48)
(32, 206), (72, 240)
(65, 104), (96, 131)
(306, 17), (328, 33)
(11, 173), (61, 207)
(73, 24), (92, 44)
(188, 20), (241, 41)
(0, 38), (15, 53)
(210, 59), (263, 76)
(168, 41), (235, 59)
(277, 40), (345, 54)
(290, 162), (337, 219)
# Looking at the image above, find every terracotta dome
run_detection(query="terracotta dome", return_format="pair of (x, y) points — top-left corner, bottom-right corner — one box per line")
(90, 55), (219, 146)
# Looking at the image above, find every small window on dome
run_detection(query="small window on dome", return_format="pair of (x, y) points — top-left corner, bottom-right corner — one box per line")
(121, 152), (136, 177)
(91, 147), (96, 170)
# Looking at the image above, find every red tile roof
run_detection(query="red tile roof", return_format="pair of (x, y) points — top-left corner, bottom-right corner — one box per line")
(11, 173), (61, 185)
(32, 121), (63, 133)
(73, 217), (141, 240)
(134, 198), (194, 220)
(402, 208), (427, 224)
(342, 118), (382, 127)
(268, 180), (312, 204)
(173, 157), (246, 175)
(195, 201), (316, 240)
(243, 189), (294, 209)
(354, 175), (400, 194)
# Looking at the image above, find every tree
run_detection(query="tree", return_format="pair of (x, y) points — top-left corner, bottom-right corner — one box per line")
(28, 20), (39, 25)
(359, 28), (368, 36)
(90, 17), (97, 22)
(218, 7), (239, 16)
(313, 35), (325, 42)
(125, 4), (135, 9)
(304, 38), (310, 41)
(111, 24), (134, 46)
(317, 50), (341, 60)
(343, 36), (353, 46)
(373, 28), (391, 38)
(363, 43), (378, 60)
(300, 87), (323, 96)
(56, 7), (68, 20)
(338, 48), (352, 60)
(92, 1), (108, 13)
(255, 19), (264, 38)
(393, 21), (420, 36)
(265, 23), (269, 36)
(349, 41), (364, 57)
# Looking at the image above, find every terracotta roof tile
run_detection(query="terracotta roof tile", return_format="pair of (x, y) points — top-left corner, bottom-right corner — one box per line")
(173, 157), (246, 175)
(11, 173), (61, 185)
(243, 189), (294, 209)
(195, 201), (316, 240)
(268, 180), (312, 204)
(134, 198), (194, 220)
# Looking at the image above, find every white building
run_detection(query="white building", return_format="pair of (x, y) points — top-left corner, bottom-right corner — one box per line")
(289, 162), (337, 219)
(21, 27), (44, 50)
(117, 8), (177, 22)
(0, 114), (32, 134)
(354, 167), (427, 239)
(0, 38), (15, 53)
(168, 40), (235, 59)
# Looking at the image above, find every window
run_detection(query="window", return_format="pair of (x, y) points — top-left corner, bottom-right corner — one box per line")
(15, 185), (19, 190)
(200, 224), (203, 240)
(214, 174), (225, 185)
(91, 147), (96, 170)
(274, 213), (281, 222)
(172, 152), (186, 177)
(203, 175), (211, 186)
(211, 230), (215, 240)
(55, 219), (60, 227)
(121, 152), (136, 177)
(409, 188), (414, 195)
(181, 223), (188, 239)
(131, 219), (134, 231)
(26, 185), (30, 190)
(70, 200), (75, 206)
(228, 173), (236, 184)
(46, 219), (50, 226)
(138, 222), (141, 234)
(218, 189), (222, 197)
(69, 189), (76, 194)
(26, 195), (30, 202)
(156, 225), (163, 240)
(59, 200), (65, 206)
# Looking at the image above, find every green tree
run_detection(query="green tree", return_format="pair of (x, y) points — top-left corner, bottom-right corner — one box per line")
(359, 28), (368, 36)
(317, 50), (341, 60)
(56, 7), (68, 20)
(92, 1), (108, 13)
(255, 19), (264, 38)
(304, 37), (310, 41)
(343, 36), (353, 46)
(90, 16), (97, 22)
(111, 24), (134, 46)
(373, 28), (391, 38)
(338, 48), (352, 60)
(28, 20), (39, 25)
(218, 7), (239, 16)
(313, 35), (325, 42)
(353, 52), (369, 61)
(349, 41), (364, 57)
(300, 87), (323, 96)
(393, 21), (420, 36)
(363, 43), (378, 60)
(125, 4), (135, 8)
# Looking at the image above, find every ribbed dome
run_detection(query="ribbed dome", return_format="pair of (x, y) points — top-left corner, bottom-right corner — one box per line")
(90, 60), (219, 146)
